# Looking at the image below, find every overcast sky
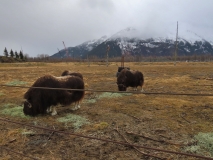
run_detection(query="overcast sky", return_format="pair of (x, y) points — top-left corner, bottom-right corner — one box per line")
(1, 0), (212, 57)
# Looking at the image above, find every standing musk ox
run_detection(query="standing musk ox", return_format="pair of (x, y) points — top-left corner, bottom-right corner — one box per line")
(23, 75), (85, 116)
(117, 69), (144, 91)
(61, 70), (83, 80)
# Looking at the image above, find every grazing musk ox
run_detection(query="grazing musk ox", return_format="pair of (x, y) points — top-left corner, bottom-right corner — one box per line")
(23, 75), (85, 116)
(117, 68), (144, 91)
(61, 70), (83, 80)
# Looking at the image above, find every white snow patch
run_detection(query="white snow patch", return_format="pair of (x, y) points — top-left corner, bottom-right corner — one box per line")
(145, 43), (158, 48)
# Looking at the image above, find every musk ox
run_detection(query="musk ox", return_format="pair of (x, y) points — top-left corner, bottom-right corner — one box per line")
(61, 70), (83, 80)
(117, 68), (144, 91)
(23, 75), (85, 116)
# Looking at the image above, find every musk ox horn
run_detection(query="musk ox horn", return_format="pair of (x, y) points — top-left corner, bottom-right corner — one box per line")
(25, 100), (32, 108)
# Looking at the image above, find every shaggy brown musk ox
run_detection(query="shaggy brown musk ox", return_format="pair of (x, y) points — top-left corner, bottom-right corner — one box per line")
(23, 75), (85, 116)
(61, 70), (83, 80)
(117, 68), (144, 91)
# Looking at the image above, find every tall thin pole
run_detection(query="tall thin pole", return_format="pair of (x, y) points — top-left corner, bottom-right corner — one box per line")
(121, 51), (124, 68)
(174, 21), (178, 66)
(106, 45), (110, 67)
(87, 53), (90, 67)
(62, 41), (69, 60)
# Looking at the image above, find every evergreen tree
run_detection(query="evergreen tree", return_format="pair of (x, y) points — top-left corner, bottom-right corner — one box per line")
(4, 47), (8, 57)
(15, 51), (19, 59)
(19, 50), (24, 59)
(10, 49), (14, 58)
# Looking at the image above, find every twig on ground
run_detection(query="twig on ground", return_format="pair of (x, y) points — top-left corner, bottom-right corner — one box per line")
(114, 127), (166, 160)
(126, 131), (181, 146)
(47, 132), (55, 140)
(8, 139), (16, 143)
(179, 113), (191, 123)
(47, 126), (55, 140)
(124, 114), (141, 122)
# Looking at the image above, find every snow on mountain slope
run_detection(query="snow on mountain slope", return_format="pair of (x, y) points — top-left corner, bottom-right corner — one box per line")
(76, 35), (108, 51)
(50, 27), (213, 58)
(107, 27), (213, 55)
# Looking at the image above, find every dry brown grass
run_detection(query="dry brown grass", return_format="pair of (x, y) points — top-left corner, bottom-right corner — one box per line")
(1, 61), (213, 159)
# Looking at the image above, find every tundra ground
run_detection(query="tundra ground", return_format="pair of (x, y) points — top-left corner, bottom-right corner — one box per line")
(1, 61), (213, 160)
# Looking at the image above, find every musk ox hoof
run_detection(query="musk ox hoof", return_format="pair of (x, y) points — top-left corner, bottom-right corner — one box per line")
(50, 106), (57, 116)
(72, 105), (80, 111)
(141, 88), (145, 92)
(46, 107), (52, 113)
(51, 110), (57, 116)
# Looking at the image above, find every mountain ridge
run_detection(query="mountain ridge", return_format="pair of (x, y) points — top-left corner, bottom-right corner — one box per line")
(50, 28), (213, 59)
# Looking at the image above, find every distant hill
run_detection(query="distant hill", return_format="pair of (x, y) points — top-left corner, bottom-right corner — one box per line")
(50, 28), (213, 59)
(50, 36), (108, 59)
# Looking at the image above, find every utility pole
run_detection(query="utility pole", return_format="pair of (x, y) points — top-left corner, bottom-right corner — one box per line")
(106, 45), (110, 67)
(87, 53), (90, 67)
(62, 41), (69, 60)
(174, 21), (178, 66)
(121, 50), (124, 68)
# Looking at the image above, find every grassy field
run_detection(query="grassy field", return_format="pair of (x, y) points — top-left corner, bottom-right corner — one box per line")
(1, 61), (213, 159)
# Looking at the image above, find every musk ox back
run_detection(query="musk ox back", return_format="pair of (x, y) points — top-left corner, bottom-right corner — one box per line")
(61, 70), (83, 80)
(117, 69), (144, 91)
(23, 75), (85, 116)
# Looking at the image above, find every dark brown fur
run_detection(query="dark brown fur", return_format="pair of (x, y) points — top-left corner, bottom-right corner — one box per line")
(61, 70), (83, 80)
(117, 69), (144, 91)
(23, 75), (85, 116)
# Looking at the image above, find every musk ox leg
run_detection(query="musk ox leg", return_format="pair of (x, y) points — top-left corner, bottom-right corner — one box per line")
(71, 102), (81, 111)
(46, 106), (52, 113)
(51, 106), (57, 116)
(141, 87), (145, 92)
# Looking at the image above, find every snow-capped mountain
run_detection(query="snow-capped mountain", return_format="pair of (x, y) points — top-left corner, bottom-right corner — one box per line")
(50, 27), (213, 59)
(50, 35), (108, 59)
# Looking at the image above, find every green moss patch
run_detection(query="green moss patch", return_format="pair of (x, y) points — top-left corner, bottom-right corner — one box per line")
(6, 80), (27, 86)
(99, 92), (132, 98)
(1, 103), (29, 119)
(86, 92), (132, 103)
(185, 132), (213, 157)
(57, 114), (90, 130)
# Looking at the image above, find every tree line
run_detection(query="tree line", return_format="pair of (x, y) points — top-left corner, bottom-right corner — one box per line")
(3, 47), (26, 60)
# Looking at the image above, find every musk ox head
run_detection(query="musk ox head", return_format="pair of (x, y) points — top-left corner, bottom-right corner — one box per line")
(117, 84), (127, 91)
(23, 100), (34, 116)
(117, 69), (128, 91)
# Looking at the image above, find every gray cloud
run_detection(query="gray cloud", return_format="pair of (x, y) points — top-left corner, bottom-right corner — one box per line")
(0, 0), (213, 57)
